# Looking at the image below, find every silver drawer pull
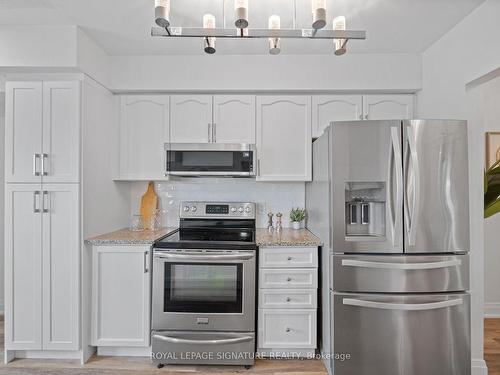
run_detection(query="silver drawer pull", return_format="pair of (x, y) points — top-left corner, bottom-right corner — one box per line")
(342, 259), (462, 270)
(286, 277), (292, 282)
(153, 334), (253, 345)
(343, 298), (463, 311)
(287, 256), (292, 261)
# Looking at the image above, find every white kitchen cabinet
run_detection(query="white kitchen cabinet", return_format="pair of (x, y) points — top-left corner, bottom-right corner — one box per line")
(5, 82), (43, 183)
(257, 246), (318, 357)
(5, 183), (79, 351)
(5, 81), (80, 183)
(119, 95), (169, 180)
(256, 96), (312, 181)
(170, 95), (213, 143)
(363, 94), (414, 120)
(213, 95), (255, 144)
(91, 245), (151, 347)
(312, 95), (363, 138)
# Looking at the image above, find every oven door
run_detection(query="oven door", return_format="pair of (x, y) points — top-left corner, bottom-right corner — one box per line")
(165, 143), (256, 177)
(152, 249), (256, 332)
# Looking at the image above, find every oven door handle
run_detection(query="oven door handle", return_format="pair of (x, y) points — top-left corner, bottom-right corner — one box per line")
(154, 252), (255, 261)
(152, 334), (254, 345)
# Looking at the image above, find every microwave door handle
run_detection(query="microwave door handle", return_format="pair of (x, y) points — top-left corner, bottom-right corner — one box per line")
(343, 298), (463, 311)
(341, 259), (462, 270)
(152, 334), (254, 345)
(154, 253), (255, 261)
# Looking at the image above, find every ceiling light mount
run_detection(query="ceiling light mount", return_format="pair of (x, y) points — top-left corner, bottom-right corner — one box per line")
(151, 0), (366, 55)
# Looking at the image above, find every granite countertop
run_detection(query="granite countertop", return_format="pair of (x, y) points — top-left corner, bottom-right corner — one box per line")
(255, 228), (322, 247)
(85, 227), (177, 246)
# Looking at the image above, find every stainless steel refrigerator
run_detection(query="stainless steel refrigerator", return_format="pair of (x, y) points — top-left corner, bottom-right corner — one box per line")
(306, 120), (471, 375)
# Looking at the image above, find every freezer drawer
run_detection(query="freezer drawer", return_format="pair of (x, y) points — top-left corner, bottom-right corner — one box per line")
(332, 292), (470, 375)
(332, 254), (469, 293)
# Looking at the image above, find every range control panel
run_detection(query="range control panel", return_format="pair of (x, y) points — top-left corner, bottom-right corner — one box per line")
(179, 201), (255, 219)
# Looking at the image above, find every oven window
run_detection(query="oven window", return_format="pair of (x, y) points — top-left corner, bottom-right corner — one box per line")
(167, 150), (253, 173)
(164, 262), (243, 313)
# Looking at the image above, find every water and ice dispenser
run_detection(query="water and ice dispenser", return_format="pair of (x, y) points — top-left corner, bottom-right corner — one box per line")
(345, 182), (386, 238)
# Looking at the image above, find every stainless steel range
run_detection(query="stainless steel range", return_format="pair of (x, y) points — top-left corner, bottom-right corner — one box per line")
(151, 201), (256, 368)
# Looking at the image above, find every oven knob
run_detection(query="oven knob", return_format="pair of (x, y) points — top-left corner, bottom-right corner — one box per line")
(183, 206), (190, 212)
(238, 207), (244, 213)
(245, 207), (251, 213)
(191, 206), (197, 212)
(231, 207), (237, 213)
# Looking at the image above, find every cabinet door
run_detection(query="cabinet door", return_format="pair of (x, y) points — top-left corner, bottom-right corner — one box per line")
(213, 95), (255, 143)
(170, 95), (213, 143)
(92, 246), (151, 347)
(4, 184), (43, 350)
(256, 96), (312, 181)
(42, 184), (79, 350)
(42, 82), (81, 183)
(363, 94), (414, 120)
(312, 95), (363, 138)
(5, 82), (43, 183)
(119, 95), (169, 179)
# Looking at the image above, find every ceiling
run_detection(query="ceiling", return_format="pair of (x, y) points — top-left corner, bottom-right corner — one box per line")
(0, 0), (486, 55)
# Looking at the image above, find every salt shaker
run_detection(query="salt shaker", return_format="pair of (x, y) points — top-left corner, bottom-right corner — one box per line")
(276, 212), (283, 232)
(267, 212), (274, 232)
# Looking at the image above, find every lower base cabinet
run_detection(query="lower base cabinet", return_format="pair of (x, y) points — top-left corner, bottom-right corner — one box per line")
(257, 247), (318, 357)
(91, 245), (151, 347)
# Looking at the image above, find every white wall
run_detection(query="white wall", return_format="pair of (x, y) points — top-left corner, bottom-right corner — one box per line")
(110, 53), (421, 92)
(417, 1), (500, 373)
(130, 179), (305, 229)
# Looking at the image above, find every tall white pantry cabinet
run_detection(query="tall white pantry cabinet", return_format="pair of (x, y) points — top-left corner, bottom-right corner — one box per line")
(4, 81), (80, 355)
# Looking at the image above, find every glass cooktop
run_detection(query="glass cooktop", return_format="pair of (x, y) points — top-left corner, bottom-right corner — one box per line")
(154, 228), (256, 250)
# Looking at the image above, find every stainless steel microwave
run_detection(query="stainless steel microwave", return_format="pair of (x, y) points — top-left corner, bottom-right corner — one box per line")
(165, 143), (256, 177)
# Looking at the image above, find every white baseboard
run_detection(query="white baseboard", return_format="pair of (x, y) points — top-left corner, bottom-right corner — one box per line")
(97, 346), (151, 357)
(15, 350), (82, 359)
(484, 302), (500, 317)
(472, 358), (488, 375)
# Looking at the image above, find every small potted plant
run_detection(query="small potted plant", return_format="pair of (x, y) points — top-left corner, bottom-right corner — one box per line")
(290, 207), (306, 230)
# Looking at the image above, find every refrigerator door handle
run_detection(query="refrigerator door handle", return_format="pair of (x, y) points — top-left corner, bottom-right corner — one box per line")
(405, 125), (421, 246)
(389, 127), (403, 247)
(341, 258), (462, 270)
(342, 298), (463, 311)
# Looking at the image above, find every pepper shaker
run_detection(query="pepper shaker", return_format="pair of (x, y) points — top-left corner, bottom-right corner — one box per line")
(267, 212), (274, 232)
(276, 212), (283, 232)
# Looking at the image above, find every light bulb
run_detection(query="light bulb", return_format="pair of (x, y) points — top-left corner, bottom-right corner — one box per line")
(203, 14), (216, 54)
(154, 0), (170, 28)
(268, 15), (281, 55)
(312, 0), (326, 29)
(235, 0), (249, 29)
(333, 16), (347, 55)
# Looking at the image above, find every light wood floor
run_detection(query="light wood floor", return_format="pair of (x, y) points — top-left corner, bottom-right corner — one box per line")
(1, 318), (500, 374)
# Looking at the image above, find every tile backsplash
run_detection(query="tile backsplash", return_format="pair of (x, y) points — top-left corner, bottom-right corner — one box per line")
(130, 179), (305, 228)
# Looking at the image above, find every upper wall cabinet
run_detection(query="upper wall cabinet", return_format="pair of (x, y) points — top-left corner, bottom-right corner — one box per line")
(257, 96), (312, 181)
(170, 95), (212, 143)
(363, 94), (414, 120)
(119, 95), (169, 180)
(213, 95), (255, 144)
(5, 81), (80, 183)
(312, 95), (363, 138)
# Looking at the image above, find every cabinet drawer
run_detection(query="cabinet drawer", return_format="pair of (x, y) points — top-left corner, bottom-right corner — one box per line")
(259, 289), (317, 309)
(259, 268), (318, 289)
(259, 247), (318, 268)
(258, 309), (316, 349)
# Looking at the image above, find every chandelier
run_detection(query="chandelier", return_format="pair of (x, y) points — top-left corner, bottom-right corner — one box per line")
(151, 0), (366, 55)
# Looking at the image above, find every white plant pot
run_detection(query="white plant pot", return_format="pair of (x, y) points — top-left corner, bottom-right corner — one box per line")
(292, 221), (301, 230)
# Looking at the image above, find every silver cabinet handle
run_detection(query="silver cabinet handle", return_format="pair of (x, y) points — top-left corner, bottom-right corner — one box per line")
(153, 334), (253, 345)
(42, 191), (49, 213)
(154, 252), (254, 261)
(33, 154), (41, 176)
(41, 154), (48, 176)
(207, 123), (211, 142)
(341, 259), (462, 270)
(343, 298), (463, 311)
(213, 123), (216, 143)
(33, 191), (41, 213)
(144, 251), (149, 273)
